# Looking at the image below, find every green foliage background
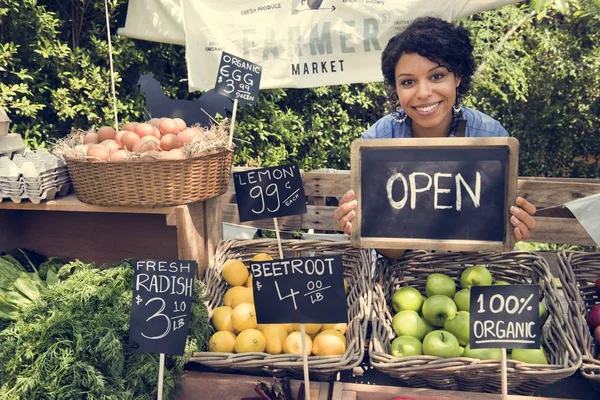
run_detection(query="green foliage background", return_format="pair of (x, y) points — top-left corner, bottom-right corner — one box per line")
(0, 0), (598, 177)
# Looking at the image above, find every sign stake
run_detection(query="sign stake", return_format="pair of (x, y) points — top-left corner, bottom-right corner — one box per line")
(300, 324), (311, 400)
(228, 98), (238, 147)
(273, 217), (284, 260)
(501, 348), (508, 399)
(157, 353), (165, 399)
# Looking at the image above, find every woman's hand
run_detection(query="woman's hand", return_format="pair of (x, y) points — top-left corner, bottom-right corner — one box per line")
(334, 189), (357, 235)
(510, 196), (537, 242)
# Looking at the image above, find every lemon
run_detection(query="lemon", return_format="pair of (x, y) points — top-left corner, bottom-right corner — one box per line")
(246, 275), (253, 288)
(251, 253), (273, 261)
(262, 324), (289, 355)
(230, 286), (254, 308)
(344, 278), (349, 295)
(292, 323), (322, 335)
(321, 323), (348, 335)
(282, 323), (294, 334)
(223, 286), (246, 307)
(209, 331), (237, 353)
(231, 303), (258, 332)
(234, 329), (266, 353)
(312, 329), (347, 356)
(211, 306), (234, 332)
(222, 259), (249, 286)
(283, 331), (313, 355)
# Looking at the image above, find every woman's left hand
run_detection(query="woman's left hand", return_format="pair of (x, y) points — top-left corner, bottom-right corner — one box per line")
(510, 196), (537, 242)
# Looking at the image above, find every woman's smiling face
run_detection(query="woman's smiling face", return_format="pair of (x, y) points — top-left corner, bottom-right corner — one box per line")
(395, 52), (461, 137)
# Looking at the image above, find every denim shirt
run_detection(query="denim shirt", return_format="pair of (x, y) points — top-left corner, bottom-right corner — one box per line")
(361, 106), (509, 139)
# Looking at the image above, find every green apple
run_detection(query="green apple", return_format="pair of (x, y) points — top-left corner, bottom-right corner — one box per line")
(390, 335), (423, 357)
(453, 288), (471, 312)
(422, 295), (458, 327)
(462, 344), (502, 360)
(392, 310), (427, 340)
(539, 302), (549, 326)
(493, 281), (510, 286)
(460, 265), (493, 289)
(426, 273), (456, 298)
(443, 311), (470, 346)
(458, 346), (465, 357)
(511, 347), (549, 365)
(422, 330), (460, 358)
(392, 286), (424, 313)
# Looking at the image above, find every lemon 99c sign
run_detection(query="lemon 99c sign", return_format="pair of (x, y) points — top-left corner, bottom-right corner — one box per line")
(215, 51), (262, 105)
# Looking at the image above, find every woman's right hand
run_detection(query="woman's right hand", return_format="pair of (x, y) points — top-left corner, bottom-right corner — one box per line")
(334, 189), (357, 235)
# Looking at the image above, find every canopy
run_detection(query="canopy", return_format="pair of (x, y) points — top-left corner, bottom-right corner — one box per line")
(118, 0), (520, 91)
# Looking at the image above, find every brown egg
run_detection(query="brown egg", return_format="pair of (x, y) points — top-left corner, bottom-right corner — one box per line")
(158, 118), (179, 136)
(203, 130), (218, 141)
(160, 134), (181, 151)
(87, 144), (110, 161)
(135, 122), (157, 138)
(115, 131), (127, 147)
(178, 127), (200, 145)
(148, 118), (161, 127)
(109, 149), (130, 162)
(121, 122), (140, 132)
(120, 132), (140, 151)
(133, 136), (161, 153)
(83, 132), (99, 145)
(163, 148), (186, 160)
(173, 118), (187, 133)
(100, 139), (120, 153)
(97, 126), (117, 142)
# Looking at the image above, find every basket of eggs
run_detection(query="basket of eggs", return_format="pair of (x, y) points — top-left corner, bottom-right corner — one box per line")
(53, 118), (234, 207)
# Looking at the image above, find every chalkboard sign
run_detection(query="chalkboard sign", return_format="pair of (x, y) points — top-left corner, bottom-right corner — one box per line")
(129, 260), (197, 355)
(469, 284), (540, 349)
(350, 138), (519, 252)
(215, 52), (262, 105)
(233, 164), (307, 222)
(250, 255), (347, 324)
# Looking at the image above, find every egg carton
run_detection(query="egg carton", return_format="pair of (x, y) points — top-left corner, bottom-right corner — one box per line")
(0, 176), (71, 193)
(0, 182), (71, 204)
(0, 149), (68, 181)
(0, 134), (26, 154)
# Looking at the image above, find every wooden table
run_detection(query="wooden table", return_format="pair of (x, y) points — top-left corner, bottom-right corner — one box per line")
(178, 371), (330, 400)
(0, 194), (222, 278)
(331, 382), (577, 400)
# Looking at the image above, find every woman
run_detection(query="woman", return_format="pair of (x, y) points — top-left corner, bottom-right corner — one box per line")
(334, 17), (536, 257)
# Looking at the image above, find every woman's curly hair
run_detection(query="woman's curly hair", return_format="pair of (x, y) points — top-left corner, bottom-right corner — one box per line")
(381, 17), (475, 106)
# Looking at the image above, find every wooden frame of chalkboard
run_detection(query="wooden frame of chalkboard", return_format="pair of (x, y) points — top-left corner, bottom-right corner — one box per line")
(350, 137), (519, 252)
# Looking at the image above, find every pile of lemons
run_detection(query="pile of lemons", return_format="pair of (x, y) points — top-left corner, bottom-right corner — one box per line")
(208, 253), (348, 356)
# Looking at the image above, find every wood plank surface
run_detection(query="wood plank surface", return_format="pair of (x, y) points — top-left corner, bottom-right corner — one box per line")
(0, 209), (179, 265)
(177, 371), (329, 400)
(331, 382), (576, 400)
(0, 193), (180, 215)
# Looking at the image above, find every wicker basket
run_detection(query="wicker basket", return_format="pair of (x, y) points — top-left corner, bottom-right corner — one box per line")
(66, 149), (233, 206)
(369, 251), (581, 394)
(190, 238), (374, 381)
(557, 251), (600, 384)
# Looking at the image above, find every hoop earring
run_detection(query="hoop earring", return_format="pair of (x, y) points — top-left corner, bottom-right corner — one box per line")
(394, 105), (407, 123)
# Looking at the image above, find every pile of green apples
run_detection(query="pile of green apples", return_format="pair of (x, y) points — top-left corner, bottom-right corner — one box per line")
(388, 265), (549, 364)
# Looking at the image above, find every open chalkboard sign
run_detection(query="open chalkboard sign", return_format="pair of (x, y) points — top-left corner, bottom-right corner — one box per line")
(350, 138), (519, 252)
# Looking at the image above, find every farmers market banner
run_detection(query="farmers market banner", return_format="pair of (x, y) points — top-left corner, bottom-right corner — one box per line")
(119, 0), (521, 90)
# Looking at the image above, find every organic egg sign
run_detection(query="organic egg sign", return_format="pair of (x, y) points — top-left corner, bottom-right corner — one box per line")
(214, 52), (262, 105)
(233, 164), (307, 222)
(350, 137), (519, 252)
